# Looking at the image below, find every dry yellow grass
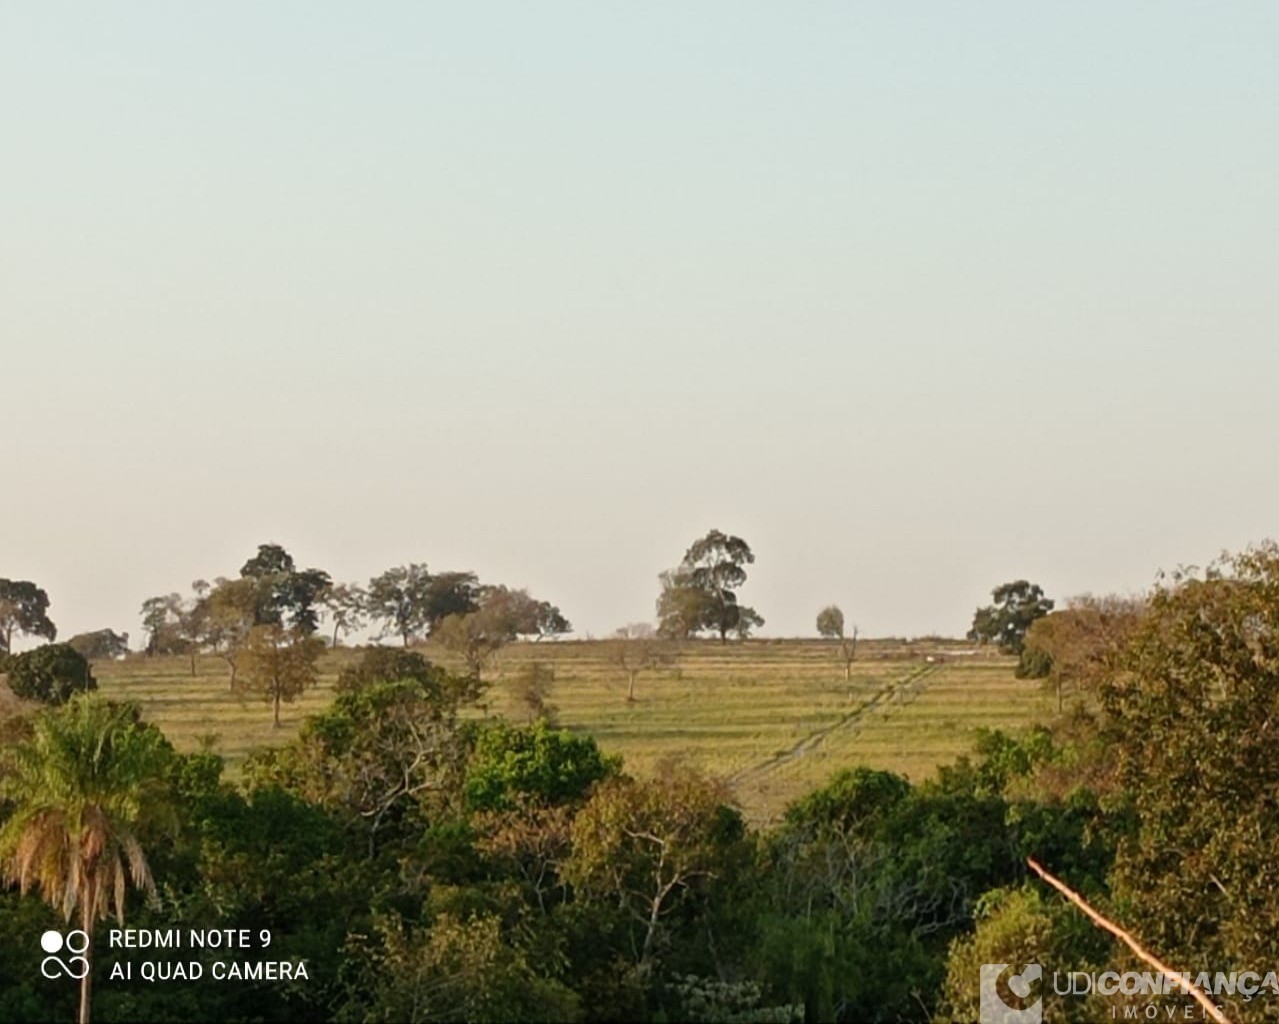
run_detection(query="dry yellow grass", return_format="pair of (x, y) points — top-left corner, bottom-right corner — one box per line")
(91, 638), (1051, 823)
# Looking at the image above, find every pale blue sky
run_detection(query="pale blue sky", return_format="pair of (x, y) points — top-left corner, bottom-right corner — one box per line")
(3, 3), (1277, 643)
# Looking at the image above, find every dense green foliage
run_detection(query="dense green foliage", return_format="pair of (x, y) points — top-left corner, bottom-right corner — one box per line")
(8, 541), (1279, 1021)
(6, 643), (98, 704)
(0, 578), (58, 654)
(334, 646), (454, 694)
(968, 580), (1054, 654)
(464, 720), (619, 812)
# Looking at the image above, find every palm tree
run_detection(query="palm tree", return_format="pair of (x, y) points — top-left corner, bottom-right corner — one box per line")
(0, 695), (174, 1024)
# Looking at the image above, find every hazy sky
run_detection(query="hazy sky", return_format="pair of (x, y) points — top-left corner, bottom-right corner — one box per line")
(4, 3), (1278, 644)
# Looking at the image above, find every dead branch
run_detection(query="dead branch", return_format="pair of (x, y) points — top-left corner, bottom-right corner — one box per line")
(1026, 858), (1231, 1024)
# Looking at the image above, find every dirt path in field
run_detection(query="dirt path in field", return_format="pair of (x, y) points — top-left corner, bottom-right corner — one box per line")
(728, 662), (938, 789)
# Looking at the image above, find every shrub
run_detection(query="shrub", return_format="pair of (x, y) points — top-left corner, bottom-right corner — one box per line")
(336, 647), (445, 693)
(1015, 645), (1053, 679)
(6, 644), (97, 704)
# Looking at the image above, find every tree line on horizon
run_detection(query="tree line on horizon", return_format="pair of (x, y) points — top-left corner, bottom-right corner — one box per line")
(2, 530), (1078, 726)
(2, 528), (1066, 661)
(4, 540), (1279, 1020)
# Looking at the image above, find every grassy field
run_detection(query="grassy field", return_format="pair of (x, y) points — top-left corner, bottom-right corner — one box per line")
(91, 638), (1051, 824)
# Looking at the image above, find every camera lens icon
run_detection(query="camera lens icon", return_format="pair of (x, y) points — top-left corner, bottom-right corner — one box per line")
(40, 929), (91, 979)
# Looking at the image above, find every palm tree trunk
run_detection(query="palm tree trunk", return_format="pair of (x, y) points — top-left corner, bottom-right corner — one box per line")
(79, 878), (95, 1024)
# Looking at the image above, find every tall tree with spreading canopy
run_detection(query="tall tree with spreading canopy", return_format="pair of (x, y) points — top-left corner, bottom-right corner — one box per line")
(0, 579), (57, 654)
(239, 543), (331, 635)
(968, 580), (1054, 654)
(657, 530), (763, 642)
(421, 571), (481, 632)
(0, 696), (175, 1024)
(366, 564), (434, 646)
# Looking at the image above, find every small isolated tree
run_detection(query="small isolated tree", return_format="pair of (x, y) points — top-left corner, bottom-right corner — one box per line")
(968, 580), (1054, 654)
(607, 624), (676, 701)
(816, 605), (844, 639)
(816, 605), (859, 682)
(66, 629), (130, 662)
(433, 606), (514, 682)
(0, 579), (57, 654)
(511, 661), (557, 724)
(6, 644), (98, 704)
(236, 625), (323, 728)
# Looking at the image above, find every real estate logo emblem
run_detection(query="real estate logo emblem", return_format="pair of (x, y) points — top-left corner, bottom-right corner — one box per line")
(980, 963), (1042, 1024)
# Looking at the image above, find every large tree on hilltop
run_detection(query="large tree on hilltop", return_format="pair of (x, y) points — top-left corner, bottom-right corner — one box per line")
(0, 579), (57, 654)
(968, 580), (1054, 654)
(366, 564), (434, 646)
(239, 543), (331, 635)
(657, 529), (763, 642)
